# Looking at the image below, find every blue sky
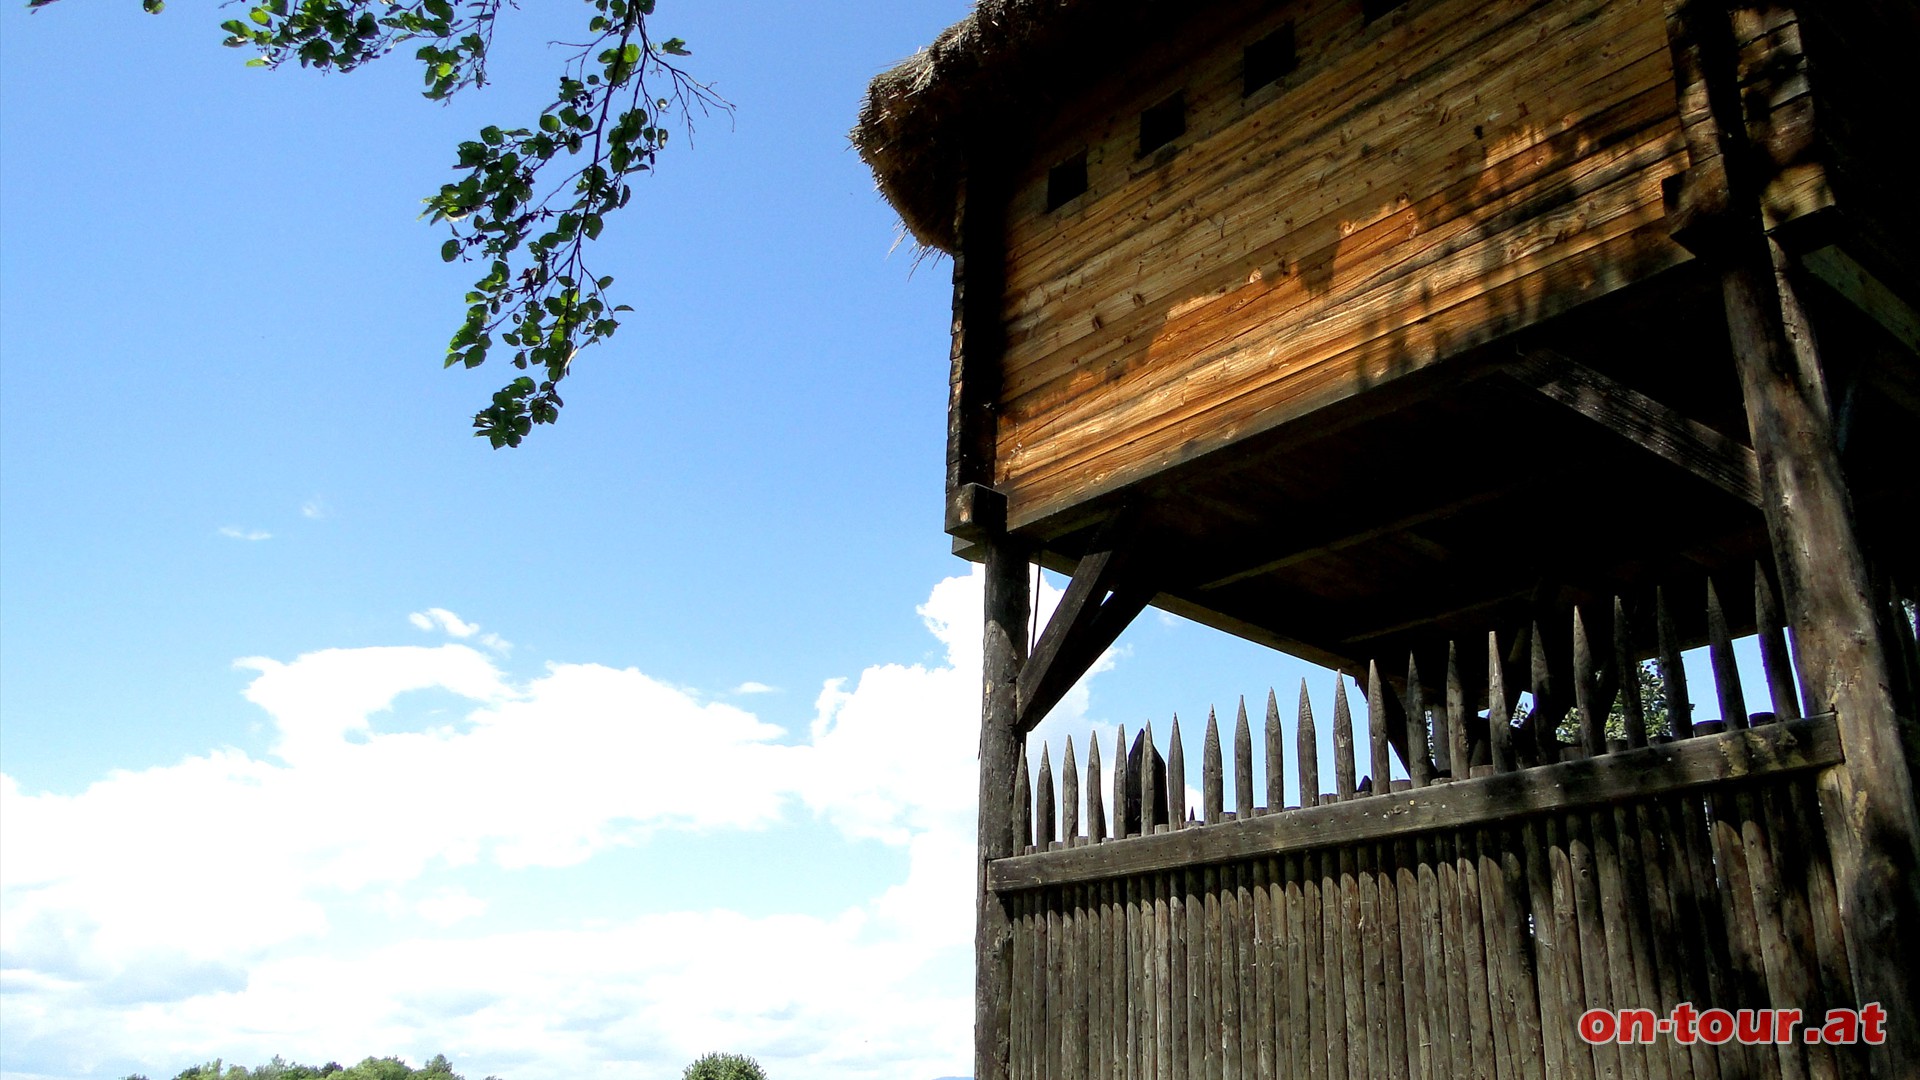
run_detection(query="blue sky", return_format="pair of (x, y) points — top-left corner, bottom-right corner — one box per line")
(0, 3), (1781, 1078)
(0, 3), (1329, 1077)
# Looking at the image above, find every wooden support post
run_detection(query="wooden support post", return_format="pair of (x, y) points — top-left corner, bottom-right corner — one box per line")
(978, 490), (1029, 1080)
(1664, 3), (1920, 1069)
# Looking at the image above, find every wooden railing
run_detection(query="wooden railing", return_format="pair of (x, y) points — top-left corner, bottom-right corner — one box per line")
(1006, 563), (1813, 857)
(988, 564), (1883, 1079)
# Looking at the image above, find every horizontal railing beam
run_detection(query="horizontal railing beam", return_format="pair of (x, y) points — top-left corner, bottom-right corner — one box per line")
(988, 715), (1841, 892)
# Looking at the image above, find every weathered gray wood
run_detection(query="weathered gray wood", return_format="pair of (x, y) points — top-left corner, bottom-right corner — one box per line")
(1234, 698), (1255, 821)
(1656, 587), (1694, 739)
(1154, 872), (1172, 1080)
(1185, 866), (1205, 1080)
(1529, 621), (1562, 765)
(1252, 858), (1274, 1080)
(1573, 606), (1607, 758)
(1405, 654), (1433, 787)
(1357, 844), (1387, 1079)
(1170, 870), (1189, 1080)
(980, 530), (1029, 1080)
(1509, 349), (1761, 506)
(988, 718), (1843, 890)
(1367, 661), (1397, 795)
(1416, 832), (1452, 1080)
(1016, 746), (1033, 853)
(1489, 631), (1517, 772)
(1114, 726), (1130, 841)
(1223, 862), (1246, 1080)
(1089, 734), (1108, 843)
(1613, 598), (1648, 749)
(1394, 837), (1430, 1080)
(1437, 832), (1475, 1080)
(1754, 563), (1802, 721)
(1333, 676), (1357, 800)
(1265, 689), (1285, 814)
(1038, 744), (1057, 847)
(1204, 708), (1225, 826)
(1445, 642), (1472, 781)
(1337, 844), (1365, 1080)
(1520, 817), (1572, 1080)
(1321, 848), (1349, 1080)
(1142, 722), (1159, 843)
(1705, 578), (1750, 730)
(1544, 817), (1595, 1078)
(1590, 809), (1640, 1080)
(1297, 682), (1321, 809)
(1064, 736), (1081, 844)
(1454, 834), (1495, 1080)
(1168, 715), (1187, 834)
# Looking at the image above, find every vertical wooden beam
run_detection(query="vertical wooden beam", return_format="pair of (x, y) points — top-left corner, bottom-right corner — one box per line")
(1665, 3), (1920, 1068)
(979, 501), (1029, 1080)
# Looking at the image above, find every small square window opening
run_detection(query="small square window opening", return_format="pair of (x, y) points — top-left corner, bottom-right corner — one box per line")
(1047, 152), (1088, 211)
(1243, 24), (1298, 95)
(1138, 92), (1186, 158)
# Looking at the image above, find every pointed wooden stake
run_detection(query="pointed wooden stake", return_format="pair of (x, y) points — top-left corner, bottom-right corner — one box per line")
(1141, 720), (1159, 834)
(1086, 732), (1106, 842)
(1404, 653), (1432, 787)
(1297, 681), (1320, 807)
(1061, 735), (1079, 843)
(1167, 714), (1187, 831)
(1333, 674), (1357, 800)
(1613, 596), (1648, 748)
(1367, 661), (1392, 795)
(1014, 744), (1032, 850)
(1754, 562), (1801, 720)
(1112, 725), (1128, 839)
(1036, 743), (1056, 845)
(1203, 707), (1224, 824)
(1706, 578), (1748, 729)
(1488, 630), (1516, 772)
(1265, 688), (1285, 811)
(1656, 586), (1694, 738)
(1444, 641), (1470, 778)
(1573, 605), (1606, 757)
(1234, 696), (1255, 818)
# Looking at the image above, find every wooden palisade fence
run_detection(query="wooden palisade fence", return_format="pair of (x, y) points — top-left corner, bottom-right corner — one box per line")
(994, 565), (1920, 1079)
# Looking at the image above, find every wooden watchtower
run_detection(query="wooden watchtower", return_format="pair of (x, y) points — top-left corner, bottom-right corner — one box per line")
(856, 0), (1920, 1076)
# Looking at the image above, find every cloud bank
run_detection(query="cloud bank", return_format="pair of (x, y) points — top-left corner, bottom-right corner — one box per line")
(0, 571), (1098, 1080)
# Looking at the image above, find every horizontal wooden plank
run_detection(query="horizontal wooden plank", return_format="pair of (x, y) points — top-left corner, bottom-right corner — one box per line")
(987, 716), (1842, 892)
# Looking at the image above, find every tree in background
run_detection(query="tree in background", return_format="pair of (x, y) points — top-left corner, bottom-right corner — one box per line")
(126, 1053), (488, 1080)
(682, 1053), (768, 1080)
(25, 0), (724, 448)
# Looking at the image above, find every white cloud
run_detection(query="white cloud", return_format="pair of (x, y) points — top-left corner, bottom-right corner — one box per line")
(301, 497), (327, 520)
(730, 681), (776, 695)
(408, 607), (480, 638)
(218, 526), (272, 542)
(0, 569), (1067, 1080)
(408, 608), (511, 655)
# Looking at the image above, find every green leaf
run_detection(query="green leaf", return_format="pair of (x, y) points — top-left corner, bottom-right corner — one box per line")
(441, 239), (461, 263)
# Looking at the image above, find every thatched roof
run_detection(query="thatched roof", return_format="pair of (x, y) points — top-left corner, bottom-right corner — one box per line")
(854, 0), (1181, 253)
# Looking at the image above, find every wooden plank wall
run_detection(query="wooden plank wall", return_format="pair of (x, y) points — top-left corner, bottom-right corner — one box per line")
(996, 567), (1875, 1078)
(993, 0), (1694, 529)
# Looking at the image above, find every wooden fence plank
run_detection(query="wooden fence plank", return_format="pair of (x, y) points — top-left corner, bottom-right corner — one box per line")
(1655, 588), (1694, 739)
(1170, 716), (1189, 833)
(1089, 735), (1107, 843)
(1754, 563), (1802, 721)
(1333, 678), (1357, 802)
(1207, 709), (1226, 826)
(1321, 847), (1348, 1080)
(1298, 682), (1321, 810)
(1266, 690), (1286, 813)
(1455, 831), (1496, 1080)
(1395, 836), (1431, 1080)
(1377, 841), (1409, 1080)
(1358, 843), (1387, 1079)
(1337, 844), (1365, 1080)
(1115, 726), (1129, 840)
(1064, 737), (1081, 845)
